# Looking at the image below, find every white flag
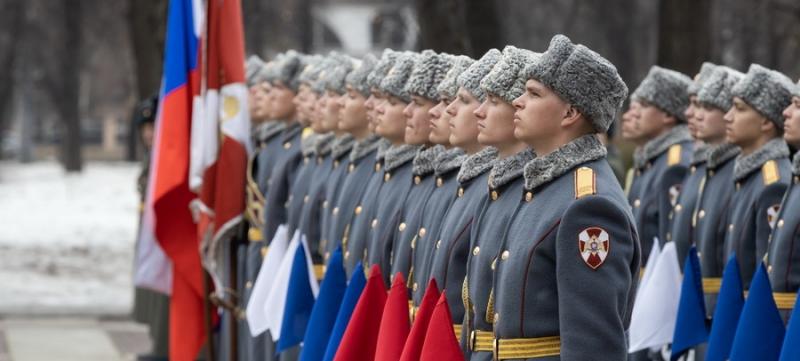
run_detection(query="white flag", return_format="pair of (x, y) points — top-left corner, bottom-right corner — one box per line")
(246, 225), (289, 336)
(263, 230), (302, 340)
(636, 239), (661, 302)
(628, 241), (682, 352)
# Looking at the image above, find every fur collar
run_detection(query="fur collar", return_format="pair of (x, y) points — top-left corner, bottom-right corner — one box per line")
(435, 148), (467, 176)
(376, 138), (392, 162)
(733, 138), (790, 181)
(639, 124), (692, 167)
(524, 134), (607, 190)
(632, 147), (646, 170)
(255, 121), (286, 143)
(489, 148), (536, 189)
(350, 135), (382, 162)
(384, 144), (422, 172)
(413, 145), (445, 176)
(282, 122), (302, 142)
(301, 133), (318, 157)
(313, 132), (336, 157)
(691, 142), (709, 165)
(793, 152), (800, 176)
(331, 134), (356, 160)
(706, 143), (740, 170)
(457, 147), (498, 184)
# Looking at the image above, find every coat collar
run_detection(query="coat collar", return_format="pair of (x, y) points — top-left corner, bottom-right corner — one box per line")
(255, 121), (286, 143)
(457, 147), (498, 184)
(489, 148), (536, 189)
(384, 144), (422, 172)
(301, 133), (318, 157)
(376, 138), (392, 162)
(313, 132), (336, 157)
(706, 143), (740, 170)
(434, 148), (467, 176)
(792, 152), (800, 176)
(524, 134), (607, 190)
(413, 145), (445, 176)
(733, 138), (790, 181)
(331, 134), (356, 160)
(691, 142), (709, 166)
(349, 135), (382, 162)
(639, 124), (692, 167)
(281, 122), (302, 142)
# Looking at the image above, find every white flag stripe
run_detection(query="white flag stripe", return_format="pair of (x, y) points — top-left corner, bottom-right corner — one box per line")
(628, 241), (682, 352)
(300, 233), (320, 297)
(246, 225), (290, 336)
(264, 230), (302, 341)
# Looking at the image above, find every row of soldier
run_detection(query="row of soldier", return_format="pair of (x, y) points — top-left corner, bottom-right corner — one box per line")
(216, 32), (800, 361)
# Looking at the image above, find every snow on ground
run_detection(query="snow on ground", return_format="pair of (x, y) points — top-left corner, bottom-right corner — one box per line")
(0, 161), (141, 315)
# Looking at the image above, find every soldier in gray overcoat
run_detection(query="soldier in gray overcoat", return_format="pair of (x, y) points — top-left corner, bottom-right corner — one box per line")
(492, 34), (638, 361)
(767, 79), (800, 319)
(721, 64), (793, 287)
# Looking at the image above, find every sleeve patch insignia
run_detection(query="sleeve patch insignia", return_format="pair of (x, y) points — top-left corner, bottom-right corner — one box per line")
(767, 204), (781, 229)
(579, 227), (610, 270)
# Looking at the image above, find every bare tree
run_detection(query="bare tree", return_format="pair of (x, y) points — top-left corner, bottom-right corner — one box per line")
(657, 0), (711, 75)
(0, 0), (25, 149)
(52, 0), (83, 171)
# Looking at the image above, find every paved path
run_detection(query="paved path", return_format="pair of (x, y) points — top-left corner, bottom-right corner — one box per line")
(0, 317), (151, 361)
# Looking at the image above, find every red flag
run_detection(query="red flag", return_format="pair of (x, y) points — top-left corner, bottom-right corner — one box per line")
(420, 293), (464, 361)
(334, 265), (388, 361)
(399, 279), (441, 361)
(375, 273), (412, 361)
(210, 0), (250, 244)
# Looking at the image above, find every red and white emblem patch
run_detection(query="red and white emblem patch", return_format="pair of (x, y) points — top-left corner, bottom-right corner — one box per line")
(579, 227), (610, 270)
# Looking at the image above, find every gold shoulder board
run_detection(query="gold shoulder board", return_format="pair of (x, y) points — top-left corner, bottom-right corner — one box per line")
(667, 144), (682, 166)
(574, 167), (596, 199)
(302, 127), (314, 139)
(762, 160), (780, 185)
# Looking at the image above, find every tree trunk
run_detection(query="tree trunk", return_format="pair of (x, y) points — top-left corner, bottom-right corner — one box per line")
(128, 0), (166, 161)
(0, 0), (25, 157)
(59, 0), (83, 172)
(657, 0), (711, 75)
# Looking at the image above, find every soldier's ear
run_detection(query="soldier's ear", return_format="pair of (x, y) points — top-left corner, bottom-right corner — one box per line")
(561, 105), (582, 127)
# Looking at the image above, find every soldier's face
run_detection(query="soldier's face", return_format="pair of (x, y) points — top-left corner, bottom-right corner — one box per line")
(782, 96), (800, 147)
(620, 102), (645, 144)
(269, 82), (297, 120)
(475, 93), (516, 146)
(686, 95), (702, 139)
(140, 123), (155, 149)
(293, 86), (310, 125)
(695, 103), (727, 143)
(251, 83), (271, 121)
(375, 95), (408, 142)
(403, 95), (436, 145)
(321, 91), (343, 132)
(339, 87), (368, 133)
(633, 101), (673, 140)
(447, 88), (481, 150)
(308, 93), (326, 133)
(724, 97), (769, 149)
(512, 79), (570, 146)
(428, 97), (452, 145)
(365, 90), (382, 133)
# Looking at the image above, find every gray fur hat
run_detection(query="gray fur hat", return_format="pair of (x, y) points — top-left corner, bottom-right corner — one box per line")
(246, 55), (267, 86)
(265, 50), (304, 92)
(480, 45), (541, 103)
(379, 52), (419, 103)
(521, 34), (628, 132)
(457, 49), (502, 102)
(731, 64), (794, 128)
(696, 66), (744, 112)
(310, 55), (340, 94)
(688, 62), (717, 96)
(322, 53), (357, 95)
(404, 50), (452, 101)
(632, 65), (692, 122)
(367, 49), (400, 91)
(345, 54), (378, 97)
(794, 79), (800, 99)
(297, 55), (324, 86)
(437, 55), (474, 99)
